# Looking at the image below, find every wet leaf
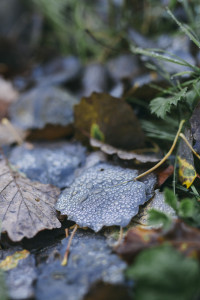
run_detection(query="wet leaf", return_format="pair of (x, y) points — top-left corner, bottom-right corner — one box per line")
(0, 250), (29, 271)
(56, 163), (156, 232)
(0, 159), (61, 241)
(190, 101), (200, 153)
(126, 245), (200, 300)
(90, 138), (160, 163)
(75, 92), (145, 150)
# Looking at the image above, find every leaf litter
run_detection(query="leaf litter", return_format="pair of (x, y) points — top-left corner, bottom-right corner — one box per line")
(0, 157), (61, 241)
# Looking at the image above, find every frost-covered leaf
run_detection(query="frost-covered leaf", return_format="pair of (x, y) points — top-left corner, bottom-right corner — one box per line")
(0, 159), (61, 241)
(150, 87), (187, 119)
(56, 163), (156, 232)
(9, 141), (86, 188)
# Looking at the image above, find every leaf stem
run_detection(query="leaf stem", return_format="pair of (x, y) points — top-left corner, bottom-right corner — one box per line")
(179, 133), (200, 160)
(135, 120), (185, 180)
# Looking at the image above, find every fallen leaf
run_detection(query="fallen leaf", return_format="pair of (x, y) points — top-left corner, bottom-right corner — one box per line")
(178, 128), (196, 188)
(9, 141), (86, 188)
(75, 92), (145, 150)
(116, 220), (200, 263)
(36, 230), (127, 300)
(9, 86), (78, 131)
(0, 250), (29, 271)
(190, 101), (200, 153)
(0, 159), (61, 241)
(56, 163), (156, 232)
(157, 165), (174, 186)
(90, 138), (160, 163)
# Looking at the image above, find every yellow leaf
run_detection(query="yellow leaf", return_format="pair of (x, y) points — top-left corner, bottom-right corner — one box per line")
(0, 250), (29, 271)
(178, 156), (197, 189)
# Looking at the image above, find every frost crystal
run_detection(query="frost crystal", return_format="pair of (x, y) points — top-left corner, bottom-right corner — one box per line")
(56, 163), (156, 231)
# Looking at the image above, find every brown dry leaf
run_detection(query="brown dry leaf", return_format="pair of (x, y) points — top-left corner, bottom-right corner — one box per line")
(0, 159), (61, 241)
(116, 220), (200, 263)
(75, 92), (145, 150)
(90, 138), (160, 163)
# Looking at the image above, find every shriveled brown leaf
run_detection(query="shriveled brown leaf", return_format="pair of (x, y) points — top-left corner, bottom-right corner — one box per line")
(116, 220), (200, 263)
(90, 138), (160, 163)
(0, 159), (61, 241)
(157, 165), (174, 187)
(75, 92), (145, 150)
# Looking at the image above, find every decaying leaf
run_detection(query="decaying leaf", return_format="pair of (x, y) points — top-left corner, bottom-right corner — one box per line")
(0, 159), (61, 241)
(178, 128), (196, 188)
(56, 163), (156, 232)
(157, 165), (174, 186)
(116, 220), (200, 263)
(190, 101), (200, 154)
(90, 138), (160, 163)
(0, 250), (29, 271)
(1, 247), (36, 300)
(74, 92), (145, 150)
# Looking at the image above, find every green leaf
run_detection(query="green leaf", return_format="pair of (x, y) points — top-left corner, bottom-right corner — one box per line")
(126, 245), (200, 300)
(148, 209), (172, 230)
(90, 123), (105, 142)
(0, 271), (8, 300)
(150, 88), (187, 119)
(164, 188), (178, 212)
(178, 199), (195, 218)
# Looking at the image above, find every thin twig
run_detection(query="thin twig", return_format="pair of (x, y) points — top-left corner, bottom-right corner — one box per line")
(135, 120), (185, 180)
(61, 224), (78, 266)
